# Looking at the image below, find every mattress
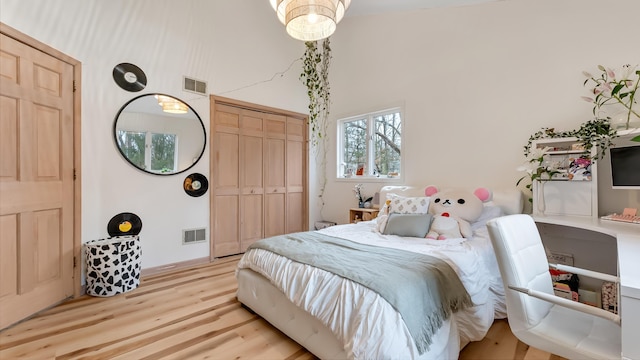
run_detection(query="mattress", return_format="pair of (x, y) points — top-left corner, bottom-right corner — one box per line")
(236, 219), (507, 359)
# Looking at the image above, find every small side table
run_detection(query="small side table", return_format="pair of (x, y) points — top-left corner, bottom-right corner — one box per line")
(349, 208), (379, 223)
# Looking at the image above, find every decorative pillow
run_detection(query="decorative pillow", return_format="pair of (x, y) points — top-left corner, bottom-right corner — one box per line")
(388, 196), (430, 214)
(376, 193), (398, 218)
(383, 213), (433, 238)
(376, 214), (389, 233)
(470, 205), (504, 231)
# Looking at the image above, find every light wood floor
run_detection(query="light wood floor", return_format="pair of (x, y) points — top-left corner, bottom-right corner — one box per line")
(0, 255), (563, 360)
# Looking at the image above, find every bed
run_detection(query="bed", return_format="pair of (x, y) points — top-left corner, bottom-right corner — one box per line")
(236, 185), (523, 359)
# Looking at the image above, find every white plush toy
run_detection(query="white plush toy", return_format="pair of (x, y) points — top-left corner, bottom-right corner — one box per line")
(424, 186), (492, 240)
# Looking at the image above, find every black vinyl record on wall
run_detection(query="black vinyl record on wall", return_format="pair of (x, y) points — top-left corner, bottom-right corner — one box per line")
(112, 63), (147, 92)
(107, 212), (143, 237)
(183, 173), (208, 197)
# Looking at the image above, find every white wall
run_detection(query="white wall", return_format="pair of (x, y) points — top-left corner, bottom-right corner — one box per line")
(2, 0), (638, 269)
(0, 0), (309, 268)
(322, 0), (640, 223)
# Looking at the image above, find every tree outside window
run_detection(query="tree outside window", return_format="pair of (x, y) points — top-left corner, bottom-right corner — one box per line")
(338, 108), (402, 178)
(117, 130), (178, 173)
(151, 133), (177, 173)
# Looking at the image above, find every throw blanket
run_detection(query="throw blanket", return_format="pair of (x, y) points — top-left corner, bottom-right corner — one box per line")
(248, 231), (474, 354)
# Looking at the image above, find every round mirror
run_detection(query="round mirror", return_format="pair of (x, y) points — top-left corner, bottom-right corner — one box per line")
(113, 94), (206, 175)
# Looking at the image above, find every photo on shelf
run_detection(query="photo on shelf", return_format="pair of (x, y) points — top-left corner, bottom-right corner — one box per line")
(568, 157), (592, 181)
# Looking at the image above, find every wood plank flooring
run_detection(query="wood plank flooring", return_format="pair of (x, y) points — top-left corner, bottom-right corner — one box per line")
(0, 255), (562, 359)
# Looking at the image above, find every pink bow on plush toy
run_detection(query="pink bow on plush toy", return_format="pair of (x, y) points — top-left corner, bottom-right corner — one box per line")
(424, 186), (492, 240)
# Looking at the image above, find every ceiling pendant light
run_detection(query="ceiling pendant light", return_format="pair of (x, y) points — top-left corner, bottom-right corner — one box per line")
(270, 0), (351, 41)
(155, 95), (188, 114)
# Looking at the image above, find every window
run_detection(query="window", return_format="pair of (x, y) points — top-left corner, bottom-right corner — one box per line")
(338, 108), (402, 179)
(117, 130), (178, 173)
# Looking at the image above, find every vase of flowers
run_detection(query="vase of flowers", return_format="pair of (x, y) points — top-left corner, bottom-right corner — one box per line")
(353, 183), (372, 208)
(582, 64), (640, 130)
(516, 146), (561, 204)
(517, 146), (562, 182)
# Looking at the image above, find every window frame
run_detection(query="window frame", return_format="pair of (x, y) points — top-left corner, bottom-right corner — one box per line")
(336, 107), (404, 181)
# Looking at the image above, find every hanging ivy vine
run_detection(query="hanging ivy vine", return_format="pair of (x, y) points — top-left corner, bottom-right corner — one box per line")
(300, 39), (331, 148)
(300, 38), (332, 215)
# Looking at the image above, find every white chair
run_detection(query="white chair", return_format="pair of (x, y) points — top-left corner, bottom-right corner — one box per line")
(486, 214), (621, 360)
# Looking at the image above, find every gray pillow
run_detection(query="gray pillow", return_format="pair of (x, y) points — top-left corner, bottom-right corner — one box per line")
(383, 213), (433, 238)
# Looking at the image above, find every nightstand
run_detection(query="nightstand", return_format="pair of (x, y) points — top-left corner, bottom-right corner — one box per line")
(349, 208), (379, 223)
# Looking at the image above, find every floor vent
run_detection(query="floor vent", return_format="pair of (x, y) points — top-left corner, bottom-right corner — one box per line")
(183, 228), (207, 244)
(183, 76), (207, 95)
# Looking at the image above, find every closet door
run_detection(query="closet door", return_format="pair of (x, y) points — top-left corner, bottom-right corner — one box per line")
(211, 105), (241, 257)
(286, 117), (306, 233)
(264, 114), (287, 237)
(210, 96), (308, 259)
(239, 111), (264, 251)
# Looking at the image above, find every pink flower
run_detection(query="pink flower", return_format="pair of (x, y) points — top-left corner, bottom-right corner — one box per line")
(581, 96), (594, 102)
(607, 68), (616, 79)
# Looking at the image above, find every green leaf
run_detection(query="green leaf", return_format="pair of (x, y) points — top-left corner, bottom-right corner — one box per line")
(632, 135), (640, 142)
(611, 83), (624, 96)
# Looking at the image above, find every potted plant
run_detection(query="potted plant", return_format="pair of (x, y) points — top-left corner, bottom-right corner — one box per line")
(517, 118), (618, 201)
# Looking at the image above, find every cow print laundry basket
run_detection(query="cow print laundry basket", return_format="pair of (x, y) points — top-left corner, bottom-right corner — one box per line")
(85, 235), (141, 297)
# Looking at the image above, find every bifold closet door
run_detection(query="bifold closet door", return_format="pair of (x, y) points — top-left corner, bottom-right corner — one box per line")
(286, 117), (306, 233)
(211, 97), (308, 259)
(212, 105), (241, 257)
(239, 111), (264, 252)
(264, 114), (287, 238)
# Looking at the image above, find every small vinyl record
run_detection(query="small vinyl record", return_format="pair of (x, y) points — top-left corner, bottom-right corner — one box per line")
(107, 212), (143, 237)
(183, 173), (209, 197)
(112, 63), (147, 92)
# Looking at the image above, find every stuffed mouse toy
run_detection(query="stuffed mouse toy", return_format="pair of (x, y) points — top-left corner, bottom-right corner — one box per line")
(424, 186), (492, 240)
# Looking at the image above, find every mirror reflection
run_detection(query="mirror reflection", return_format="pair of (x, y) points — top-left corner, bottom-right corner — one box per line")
(113, 94), (206, 175)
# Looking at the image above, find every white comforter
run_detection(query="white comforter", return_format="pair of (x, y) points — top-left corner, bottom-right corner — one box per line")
(236, 220), (506, 359)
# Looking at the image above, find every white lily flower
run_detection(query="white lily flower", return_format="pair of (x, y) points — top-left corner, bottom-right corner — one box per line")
(620, 64), (638, 80)
(528, 146), (552, 161)
(517, 162), (537, 175)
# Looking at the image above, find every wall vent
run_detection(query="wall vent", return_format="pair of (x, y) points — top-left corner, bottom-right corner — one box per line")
(183, 228), (207, 245)
(183, 76), (207, 95)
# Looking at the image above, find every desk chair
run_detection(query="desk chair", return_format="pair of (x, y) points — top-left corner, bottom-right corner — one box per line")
(487, 214), (621, 360)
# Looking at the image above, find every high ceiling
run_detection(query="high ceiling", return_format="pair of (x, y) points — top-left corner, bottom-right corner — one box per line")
(346, 0), (503, 17)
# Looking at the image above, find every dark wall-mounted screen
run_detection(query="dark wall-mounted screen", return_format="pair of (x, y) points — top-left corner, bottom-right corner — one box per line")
(610, 145), (640, 189)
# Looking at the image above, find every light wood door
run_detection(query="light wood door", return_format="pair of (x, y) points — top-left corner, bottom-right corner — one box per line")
(286, 117), (306, 233)
(0, 31), (76, 329)
(240, 111), (264, 251)
(210, 96), (308, 259)
(264, 114), (286, 237)
(211, 105), (241, 257)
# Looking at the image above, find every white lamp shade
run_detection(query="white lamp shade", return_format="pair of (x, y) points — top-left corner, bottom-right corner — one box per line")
(271, 0), (350, 41)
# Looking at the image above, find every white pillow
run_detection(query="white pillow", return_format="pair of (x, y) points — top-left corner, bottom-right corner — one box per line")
(375, 193), (398, 219)
(388, 195), (430, 214)
(471, 205), (504, 231)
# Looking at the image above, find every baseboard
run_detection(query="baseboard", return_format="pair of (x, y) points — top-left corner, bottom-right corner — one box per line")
(141, 256), (211, 277)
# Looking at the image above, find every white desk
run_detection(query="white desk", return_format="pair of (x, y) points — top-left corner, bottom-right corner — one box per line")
(533, 215), (640, 360)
